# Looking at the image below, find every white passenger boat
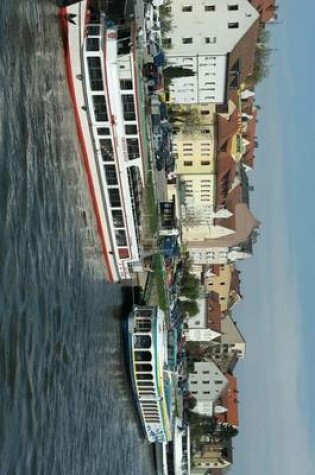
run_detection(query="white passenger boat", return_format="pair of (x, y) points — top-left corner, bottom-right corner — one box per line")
(124, 305), (172, 444)
(60, 1), (145, 282)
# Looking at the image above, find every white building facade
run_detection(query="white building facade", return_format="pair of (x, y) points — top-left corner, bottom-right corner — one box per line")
(188, 361), (228, 411)
(163, 0), (259, 104)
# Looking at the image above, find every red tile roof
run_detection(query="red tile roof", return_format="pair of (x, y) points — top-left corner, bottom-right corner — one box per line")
(230, 269), (241, 296)
(227, 19), (260, 87)
(207, 292), (222, 332)
(216, 374), (240, 427)
(216, 108), (242, 151)
(249, 0), (276, 23)
(215, 152), (237, 210)
(214, 183), (243, 229)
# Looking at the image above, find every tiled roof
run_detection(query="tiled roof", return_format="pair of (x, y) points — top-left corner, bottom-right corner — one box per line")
(207, 292), (222, 332)
(215, 152), (237, 210)
(187, 203), (260, 248)
(230, 269), (241, 296)
(249, 0), (276, 23)
(216, 108), (242, 150)
(227, 19), (260, 88)
(216, 374), (240, 427)
(214, 183), (243, 230)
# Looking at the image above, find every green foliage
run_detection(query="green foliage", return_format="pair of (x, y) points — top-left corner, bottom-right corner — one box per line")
(182, 300), (199, 316)
(248, 27), (272, 85)
(152, 253), (168, 311)
(145, 172), (159, 234)
(159, 0), (173, 34)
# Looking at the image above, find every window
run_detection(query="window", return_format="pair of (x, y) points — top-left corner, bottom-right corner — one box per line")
(122, 94), (136, 121)
(205, 5), (215, 11)
(104, 165), (118, 185)
(87, 25), (100, 35)
(115, 229), (127, 246)
(86, 37), (100, 51)
(112, 210), (124, 228)
(228, 4), (239, 11)
(203, 391), (210, 395)
(200, 129), (210, 134)
(134, 335), (151, 349)
(108, 188), (121, 207)
(201, 161), (210, 166)
(202, 381), (210, 385)
(100, 139), (114, 161)
(220, 281), (225, 285)
(201, 110), (210, 115)
(97, 127), (110, 136)
(184, 161), (193, 166)
(228, 22), (239, 29)
(191, 381), (197, 385)
(163, 37), (172, 48)
(182, 5), (192, 11)
(205, 36), (216, 44)
(215, 380), (223, 385)
(120, 79), (133, 90)
(125, 124), (137, 135)
(135, 351), (151, 362)
(126, 138), (140, 160)
(182, 37), (193, 44)
(87, 57), (103, 91)
(92, 95), (108, 121)
(202, 370), (210, 374)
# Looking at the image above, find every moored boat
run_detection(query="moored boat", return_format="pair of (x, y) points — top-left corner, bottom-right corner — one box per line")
(124, 305), (172, 444)
(60, 1), (146, 282)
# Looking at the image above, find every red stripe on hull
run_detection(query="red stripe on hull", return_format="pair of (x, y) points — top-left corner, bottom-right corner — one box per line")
(59, 9), (115, 283)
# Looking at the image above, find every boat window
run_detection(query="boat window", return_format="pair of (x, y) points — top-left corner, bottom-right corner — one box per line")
(120, 79), (133, 91)
(100, 139), (114, 162)
(126, 138), (140, 160)
(136, 364), (152, 372)
(115, 230), (127, 247)
(137, 373), (153, 381)
(134, 335), (151, 349)
(112, 210), (124, 228)
(122, 95), (136, 121)
(135, 318), (151, 333)
(87, 25), (100, 36)
(97, 127), (110, 136)
(92, 95), (108, 122)
(137, 381), (154, 387)
(108, 188), (121, 207)
(104, 165), (118, 186)
(135, 351), (151, 362)
(87, 57), (103, 91)
(125, 124), (137, 135)
(86, 37), (100, 52)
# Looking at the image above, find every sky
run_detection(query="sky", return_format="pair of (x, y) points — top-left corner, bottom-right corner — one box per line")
(233, 1), (315, 474)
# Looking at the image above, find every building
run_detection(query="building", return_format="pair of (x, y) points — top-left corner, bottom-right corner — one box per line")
(172, 102), (217, 241)
(188, 361), (228, 415)
(191, 438), (233, 472)
(249, 0), (277, 23)
(215, 374), (239, 427)
(163, 0), (259, 104)
(211, 313), (246, 368)
(204, 265), (242, 312)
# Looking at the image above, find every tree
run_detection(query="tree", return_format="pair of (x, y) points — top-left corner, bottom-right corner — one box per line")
(182, 300), (199, 316)
(163, 66), (195, 90)
(159, 0), (173, 34)
(247, 27), (272, 86)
